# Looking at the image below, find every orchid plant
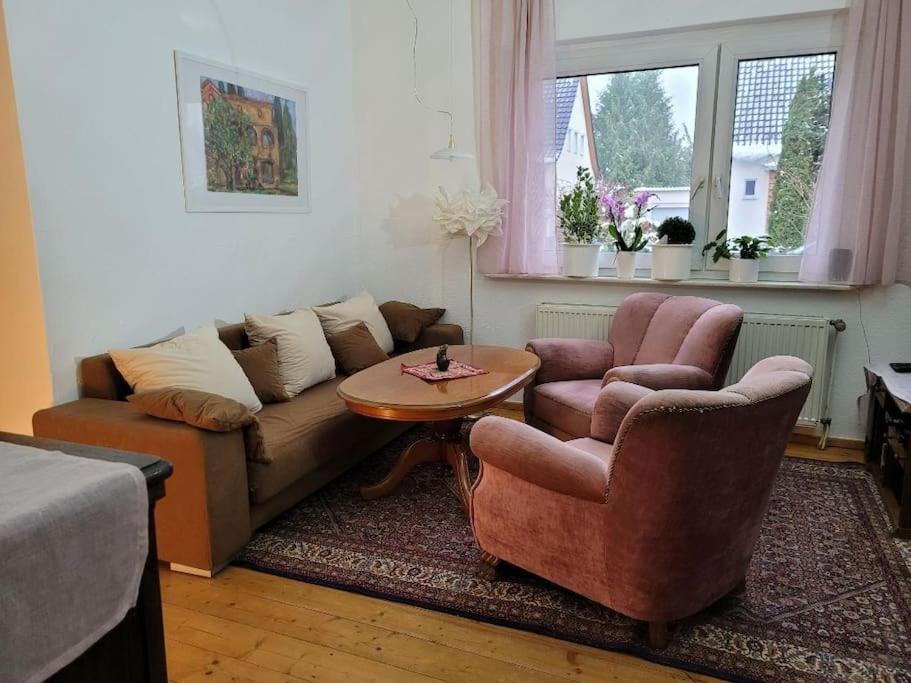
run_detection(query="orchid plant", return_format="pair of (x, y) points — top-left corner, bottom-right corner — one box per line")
(603, 190), (655, 252)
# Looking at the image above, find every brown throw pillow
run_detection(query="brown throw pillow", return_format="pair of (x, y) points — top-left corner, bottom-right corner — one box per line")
(379, 301), (445, 343)
(326, 322), (389, 374)
(128, 388), (254, 432)
(231, 337), (289, 404)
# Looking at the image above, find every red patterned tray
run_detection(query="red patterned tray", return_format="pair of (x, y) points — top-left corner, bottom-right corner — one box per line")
(401, 361), (489, 382)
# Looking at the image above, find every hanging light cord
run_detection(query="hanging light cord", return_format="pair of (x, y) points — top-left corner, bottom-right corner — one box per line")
(404, 0), (454, 141)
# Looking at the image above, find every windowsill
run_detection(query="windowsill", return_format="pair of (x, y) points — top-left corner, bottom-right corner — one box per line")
(483, 273), (854, 291)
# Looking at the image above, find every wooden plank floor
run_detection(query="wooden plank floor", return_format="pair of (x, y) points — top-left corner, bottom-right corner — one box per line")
(161, 408), (863, 682)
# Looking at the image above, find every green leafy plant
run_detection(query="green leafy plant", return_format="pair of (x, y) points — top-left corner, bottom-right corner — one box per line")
(559, 167), (603, 244)
(657, 216), (696, 245)
(702, 229), (772, 261)
(702, 229), (732, 263)
(730, 235), (772, 260)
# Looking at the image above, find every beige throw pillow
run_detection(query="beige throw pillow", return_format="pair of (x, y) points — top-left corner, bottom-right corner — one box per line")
(110, 325), (262, 412)
(313, 291), (394, 353)
(244, 309), (335, 397)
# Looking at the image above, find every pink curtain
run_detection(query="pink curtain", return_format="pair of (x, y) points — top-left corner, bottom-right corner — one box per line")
(473, 0), (559, 274)
(800, 0), (911, 284)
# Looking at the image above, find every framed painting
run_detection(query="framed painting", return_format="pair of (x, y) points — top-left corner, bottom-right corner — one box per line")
(174, 52), (310, 213)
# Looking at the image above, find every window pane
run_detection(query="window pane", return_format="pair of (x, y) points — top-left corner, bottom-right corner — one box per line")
(726, 53), (836, 253)
(555, 66), (699, 227)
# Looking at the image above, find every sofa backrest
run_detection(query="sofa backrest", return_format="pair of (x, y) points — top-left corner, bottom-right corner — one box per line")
(608, 292), (743, 388)
(79, 324), (252, 402)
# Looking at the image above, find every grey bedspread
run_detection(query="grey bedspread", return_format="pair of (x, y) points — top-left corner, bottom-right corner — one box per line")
(0, 442), (148, 683)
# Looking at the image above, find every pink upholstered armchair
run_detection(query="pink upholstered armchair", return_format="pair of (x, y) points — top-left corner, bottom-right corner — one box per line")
(471, 356), (812, 648)
(525, 293), (743, 439)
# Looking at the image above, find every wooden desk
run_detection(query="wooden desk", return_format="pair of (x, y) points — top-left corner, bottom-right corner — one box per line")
(0, 432), (172, 683)
(864, 367), (911, 538)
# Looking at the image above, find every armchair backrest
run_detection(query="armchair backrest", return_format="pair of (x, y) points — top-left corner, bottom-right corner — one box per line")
(608, 293), (743, 389)
(601, 356), (812, 621)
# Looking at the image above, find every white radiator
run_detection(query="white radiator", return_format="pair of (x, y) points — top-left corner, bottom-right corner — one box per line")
(536, 303), (841, 427)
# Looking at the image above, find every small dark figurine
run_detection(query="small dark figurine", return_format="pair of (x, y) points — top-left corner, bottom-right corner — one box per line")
(436, 344), (451, 372)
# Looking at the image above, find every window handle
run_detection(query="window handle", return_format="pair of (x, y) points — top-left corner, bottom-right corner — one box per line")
(690, 177), (705, 201)
(712, 176), (726, 199)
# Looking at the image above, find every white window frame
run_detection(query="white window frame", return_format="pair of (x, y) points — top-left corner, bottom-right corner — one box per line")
(743, 178), (758, 199)
(706, 15), (843, 275)
(556, 13), (843, 280)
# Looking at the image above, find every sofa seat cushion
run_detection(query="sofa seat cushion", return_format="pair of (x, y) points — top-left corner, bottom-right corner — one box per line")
(248, 376), (393, 504)
(532, 379), (601, 439)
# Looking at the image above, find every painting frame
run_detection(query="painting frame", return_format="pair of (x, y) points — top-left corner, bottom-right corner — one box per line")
(174, 51), (311, 213)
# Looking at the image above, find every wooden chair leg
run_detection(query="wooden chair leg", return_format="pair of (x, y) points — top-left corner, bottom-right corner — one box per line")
(648, 621), (669, 649)
(479, 551), (501, 580)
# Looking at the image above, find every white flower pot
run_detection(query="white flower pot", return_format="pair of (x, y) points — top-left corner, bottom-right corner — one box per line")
(651, 244), (692, 281)
(614, 251), (637, 279)
(729, 258), (760, 283)
(562, 243), (602, 277)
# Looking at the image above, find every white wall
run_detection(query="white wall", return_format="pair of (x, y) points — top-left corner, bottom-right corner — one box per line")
(727, 158), (772, 238)
(350, 0), (911, 441)
(351, 0), (477, 330)
(555, 85), (592, 188)
(4, 0), (359, 402)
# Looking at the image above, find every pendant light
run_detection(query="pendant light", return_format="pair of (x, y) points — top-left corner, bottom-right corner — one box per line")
(405, 0), (473, 161)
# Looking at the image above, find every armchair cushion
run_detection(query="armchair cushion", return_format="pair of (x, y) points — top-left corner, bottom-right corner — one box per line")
(591, 381), (654, 444)
(532, 379), (603, 439)
(470, 416), (608, 503)
(602, 363), (714, 391)
(526, 338), (614, 385)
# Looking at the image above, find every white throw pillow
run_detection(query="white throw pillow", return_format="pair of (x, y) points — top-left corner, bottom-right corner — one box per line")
(110, 325), (262, 412)
(313, 291), (394, 353)
(244, 309), (335, 397)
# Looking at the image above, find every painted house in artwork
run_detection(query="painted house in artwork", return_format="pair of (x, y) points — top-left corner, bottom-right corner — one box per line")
(200, 78), (281, 190)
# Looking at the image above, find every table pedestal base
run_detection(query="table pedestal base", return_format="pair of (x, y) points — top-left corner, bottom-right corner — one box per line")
(360, 418), (472, 510)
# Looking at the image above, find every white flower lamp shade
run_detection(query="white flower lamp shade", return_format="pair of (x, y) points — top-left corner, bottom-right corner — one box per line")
(432, 184), (507, 342)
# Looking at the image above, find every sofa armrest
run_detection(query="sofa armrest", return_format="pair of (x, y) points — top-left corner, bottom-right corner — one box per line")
(526, 338), (614, 385)
(469, 416), (608, 503)
(591, 381), (655, 444)
(33, 399), (250, 574)
(603, 363), (714, 391)
(397, 322), (465, 353)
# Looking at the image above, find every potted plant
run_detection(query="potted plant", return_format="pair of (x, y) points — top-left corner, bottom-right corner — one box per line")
(559, 167), (603, 277)
(652, 216), (696, 281)
(603, 191), (651, 279)
(728, 235), (771, 282)
(702, 229), (771, 282)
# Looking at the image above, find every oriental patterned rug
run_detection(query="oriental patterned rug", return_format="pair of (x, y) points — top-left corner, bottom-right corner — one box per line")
(237, 426), (911, 683)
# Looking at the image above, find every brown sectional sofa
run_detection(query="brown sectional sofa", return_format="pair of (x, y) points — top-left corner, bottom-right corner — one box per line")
(32, 319), (464, 576)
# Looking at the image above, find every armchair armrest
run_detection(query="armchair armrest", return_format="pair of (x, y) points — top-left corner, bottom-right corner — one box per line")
(469, 416), (608, 503)
(33, 399), (250, 573)
(591, 381), (655, 444)
(526, 338), (614, 385)
(602, 363), (714, 391)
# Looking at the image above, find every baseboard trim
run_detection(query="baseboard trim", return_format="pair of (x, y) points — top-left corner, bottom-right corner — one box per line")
(170, 562), (216, 578)
(791, 426), (864, 451)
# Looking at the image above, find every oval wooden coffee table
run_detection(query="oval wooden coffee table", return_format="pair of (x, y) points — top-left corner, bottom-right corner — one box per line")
(337, 345), (540, 509)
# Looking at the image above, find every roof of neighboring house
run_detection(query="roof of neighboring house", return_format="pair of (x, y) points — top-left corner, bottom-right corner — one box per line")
(733, 54), (835, 146)
(554, 78), (579, 154)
